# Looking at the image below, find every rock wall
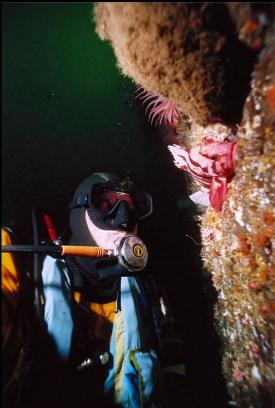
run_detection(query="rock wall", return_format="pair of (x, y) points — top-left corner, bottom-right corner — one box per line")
(201, 39), (275, 406)
(94, 2), (256, 126)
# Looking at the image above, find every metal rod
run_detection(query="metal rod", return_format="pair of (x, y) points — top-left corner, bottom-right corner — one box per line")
(1, 245), (62, 254)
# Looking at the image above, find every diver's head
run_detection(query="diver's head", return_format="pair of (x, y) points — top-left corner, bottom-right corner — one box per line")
(69, 172), (153, 248)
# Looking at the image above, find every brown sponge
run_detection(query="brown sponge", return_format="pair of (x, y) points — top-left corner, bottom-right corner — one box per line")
(94, 2), (256, 126)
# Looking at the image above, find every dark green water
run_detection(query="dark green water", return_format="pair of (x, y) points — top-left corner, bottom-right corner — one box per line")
(2, 3), (229, 406)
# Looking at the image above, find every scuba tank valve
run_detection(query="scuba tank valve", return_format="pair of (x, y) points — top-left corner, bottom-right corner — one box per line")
(117, 235), (148, 272)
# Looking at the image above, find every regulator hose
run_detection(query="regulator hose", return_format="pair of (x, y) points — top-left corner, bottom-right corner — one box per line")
(32, 207), (46, 326)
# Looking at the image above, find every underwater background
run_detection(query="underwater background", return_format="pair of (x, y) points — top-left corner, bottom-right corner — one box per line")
(2, 3), (229, 407)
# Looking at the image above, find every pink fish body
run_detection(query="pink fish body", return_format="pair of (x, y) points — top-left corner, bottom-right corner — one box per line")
(168, 140), (237, 211)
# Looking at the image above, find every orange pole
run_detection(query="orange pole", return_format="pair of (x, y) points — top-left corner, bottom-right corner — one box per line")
(61, 246), (110, 258)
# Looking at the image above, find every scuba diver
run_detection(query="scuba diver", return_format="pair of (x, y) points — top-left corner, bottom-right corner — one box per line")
(2, 172), (191, 408)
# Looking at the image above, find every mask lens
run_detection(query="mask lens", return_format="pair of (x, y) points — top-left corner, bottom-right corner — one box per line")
(100, 191), (135, 215)
(90, 182), (153, 219)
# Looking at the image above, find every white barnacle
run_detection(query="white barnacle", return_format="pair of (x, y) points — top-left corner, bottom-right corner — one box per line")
(235, 207), (245, 227)
(251, 366), (262, 383)
(253, 115), (261, 129)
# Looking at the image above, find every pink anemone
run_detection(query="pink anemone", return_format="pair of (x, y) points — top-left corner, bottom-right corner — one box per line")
(136, 87), (181, 127)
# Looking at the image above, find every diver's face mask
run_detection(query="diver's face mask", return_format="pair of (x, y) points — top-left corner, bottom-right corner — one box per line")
(70, 178), (153, 232)
(90, 181), (153, 232)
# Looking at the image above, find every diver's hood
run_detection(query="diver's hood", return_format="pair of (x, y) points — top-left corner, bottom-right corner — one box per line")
(68, 172), (152, 303)
(69, 172), (119, 245)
